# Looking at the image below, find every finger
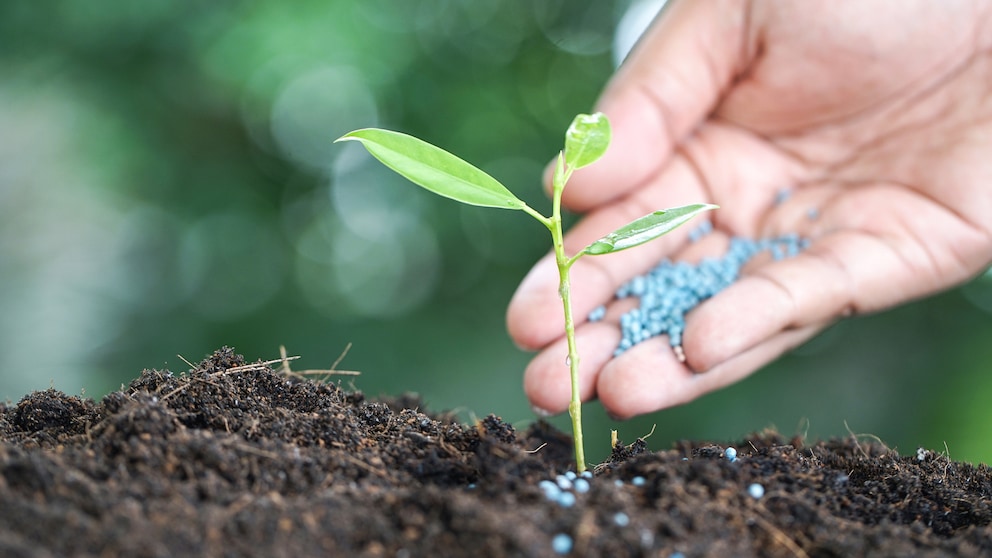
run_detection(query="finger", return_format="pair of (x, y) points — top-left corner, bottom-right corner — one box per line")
(547, 0), (752, 211)
(523, 323), (621, 416)
(685, 183), (992, 373)
(597, 322), (823, 419)
(683, 233), (880, 373)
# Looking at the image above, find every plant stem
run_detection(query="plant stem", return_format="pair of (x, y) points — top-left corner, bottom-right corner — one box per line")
(554, 234), (585, 473)
(550, 160), (585, 473)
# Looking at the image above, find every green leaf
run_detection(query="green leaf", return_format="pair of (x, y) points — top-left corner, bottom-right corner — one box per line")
(582, 204), (719, 256)
(564, 113), (610, 170)
(336, 129), (526, 210)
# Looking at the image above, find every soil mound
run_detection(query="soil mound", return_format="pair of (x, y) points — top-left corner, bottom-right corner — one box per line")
(1, 347), (989, 557)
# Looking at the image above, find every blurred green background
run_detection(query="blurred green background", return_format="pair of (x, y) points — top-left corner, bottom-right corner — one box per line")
(1, 0), (990, 465)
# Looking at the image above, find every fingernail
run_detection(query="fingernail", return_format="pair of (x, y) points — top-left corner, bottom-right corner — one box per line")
(531, 405), (555, 418)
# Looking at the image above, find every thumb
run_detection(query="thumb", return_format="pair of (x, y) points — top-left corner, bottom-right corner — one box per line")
(558, 0), (753, 211)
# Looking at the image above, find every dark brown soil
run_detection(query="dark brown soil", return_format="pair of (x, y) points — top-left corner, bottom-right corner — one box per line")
(1, 348), (990, 557)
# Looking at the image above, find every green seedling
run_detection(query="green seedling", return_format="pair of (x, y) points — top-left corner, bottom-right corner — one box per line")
(336, 113), (716, 472)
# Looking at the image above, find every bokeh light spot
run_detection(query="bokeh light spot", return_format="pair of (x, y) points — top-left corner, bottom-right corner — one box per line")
(270, 65), (378, 170)
(294, 212), (440, 320)
(330, 143), (432, 240)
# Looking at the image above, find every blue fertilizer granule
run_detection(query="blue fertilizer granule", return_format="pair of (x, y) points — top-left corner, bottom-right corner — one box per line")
(588, 304), (607, 322)
(539, 480), (561, 500)
(552, 533), (573, 554)
(724, 447), (738, 462)
(601, 228), (808, 360)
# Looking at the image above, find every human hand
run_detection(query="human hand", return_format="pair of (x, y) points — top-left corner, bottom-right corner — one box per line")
(507, 0), (992, 419)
